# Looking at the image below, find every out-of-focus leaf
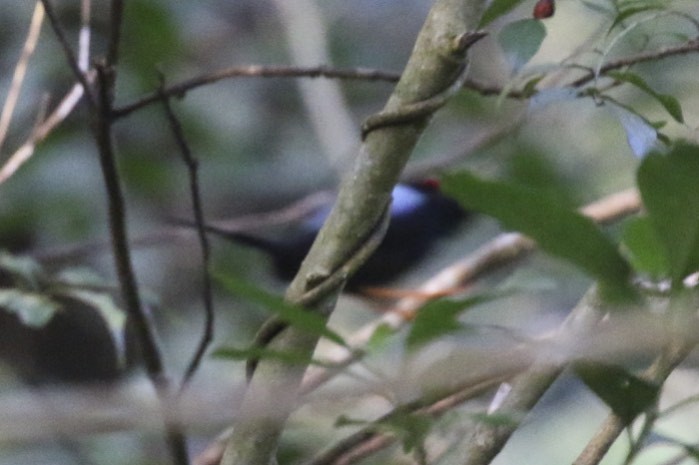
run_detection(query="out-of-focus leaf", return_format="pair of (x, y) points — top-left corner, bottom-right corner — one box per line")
(58, 289), (129, 367)
(498, 19), (547, 73)
(367, 323), (396, 352)
(574, 361), (659, 423)
(0, 252), (45, 289)
(621, 216), (669, 278)
(334, 415), (368, 428)
(442, 172), (634, 300)
(609, 0), (665, 31)
(407, 294), (498, 350)
(212, 345), (325, 368)
(479, 0), (527, 27)
(371, 411), (432, 454)
(608, 101), (658, 158)
(121, 0), (184, 87)
(55, 267), (112, 288)
(0, 289), (59, 327)
(608, 71), (684, 123)
(580, 0), (614, 15)
(637, 143), (699, 287)
(215, 272), (348, 347)
(506, 147), (577, 205)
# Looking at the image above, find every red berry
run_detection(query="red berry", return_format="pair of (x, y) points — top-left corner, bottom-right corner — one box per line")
(533, 0), (555, 19)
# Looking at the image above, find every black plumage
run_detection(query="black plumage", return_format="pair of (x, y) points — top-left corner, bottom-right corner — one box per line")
(198, 182), (466, 290)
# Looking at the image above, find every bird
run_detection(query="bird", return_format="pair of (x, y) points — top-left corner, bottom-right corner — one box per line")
(189, 180), (467, 292)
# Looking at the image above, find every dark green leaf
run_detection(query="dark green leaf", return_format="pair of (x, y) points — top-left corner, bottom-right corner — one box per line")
(442, 172), (633, 300)
(381, 411), (432, 454)
(479, 0), (527, 27)
(406, 294), (496, 350)
(334, 415), (369, 428)
(637, 144), (699, 286)
(608, 71), (684, 123)
(684, 444), (699, 460)
(498, 19), (547, 73)
(121, 0), (184, 88)
(621, 216), (669, 278)
(215, 272), (348, 347)
(0, 289), (59, 327)
(574, 361), (659, 423)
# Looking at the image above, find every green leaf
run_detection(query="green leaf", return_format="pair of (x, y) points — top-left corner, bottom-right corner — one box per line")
(621, 216), (669, 278)
(479, 0), (527, 27)
(214, 272), (348, 348)
(608, 71), (684, 123)
(498, 19), (547, 73)
(0, 289), (59, 327)
(381, 411), (432, 454)
(406, 294), (496, 350)
(366, 323), (396, 352)
(637, 143), (699, 286)
(574, 361), (659, 424)
(442, 172), (633, 299)
(212, 345), (326, 368)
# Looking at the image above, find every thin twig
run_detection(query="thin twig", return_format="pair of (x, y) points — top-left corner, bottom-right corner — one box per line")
(304, 368), (524, 465)
(0, 0), (93, 185)
(113, 37), (699, 121)
(0, 2), (44, 153)
(569, 38), (699, 89)
(92, 0), (189, 461)
(39, 0), (95, 107)
(113, 65), (402, 118)
(158, 82), (216, 390)
(573, 341), (697, 465)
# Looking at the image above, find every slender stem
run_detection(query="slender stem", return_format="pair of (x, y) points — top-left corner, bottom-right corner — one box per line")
(158, 85), (216, 389)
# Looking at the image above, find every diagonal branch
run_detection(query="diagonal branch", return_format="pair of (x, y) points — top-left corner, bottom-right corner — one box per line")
(39, 0), (96, 107)
(219, 2), (487, 465)
(0, 2), (44, 153)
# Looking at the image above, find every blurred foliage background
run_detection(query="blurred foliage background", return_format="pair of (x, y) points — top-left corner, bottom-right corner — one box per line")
(0, 0), (698, 464)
